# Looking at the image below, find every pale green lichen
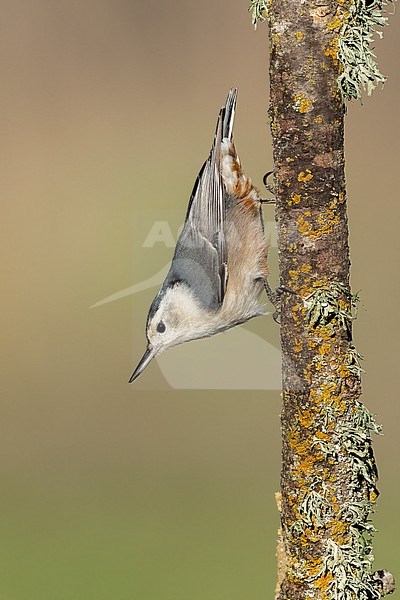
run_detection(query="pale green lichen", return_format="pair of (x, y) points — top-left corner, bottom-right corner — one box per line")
(303, 283), (360, 335)
(248, 0), (270, 26)
(323, 536), (378, 600)
(291, 378), (382, 598)
(352, 400), (382, 436)
(318, 405), (380, 598)
(298, 479), (330, 528)
(337, 0), (394, 100)
(345, 345), (365, 377)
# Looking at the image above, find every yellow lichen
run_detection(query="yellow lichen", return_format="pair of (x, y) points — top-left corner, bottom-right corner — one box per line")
(292, 455), (320, 479)
(298, 409), (315, 428)
(329, 518), (349, 541)
(337, 364), (350, 378)
(314, 115), (323, 123)
(297, 216), (312, 236)
(303, 527), (320, 543)
(318, 343), (332, 356)
(297, 206), (340, 242)
(291, 302), (305, 322)
(325, 38), (339, 63)
(316, 572), (334, 594)
(293, 93), (313, 114)
(289, 263), (312, 280)
(307, 557), (324, 579)
(327, 15), (344, 30)
(369, 489), (379, 502)
(298, 169), (313, 182)
(294, 337), (303, 353)
(296, 31), (304, 40)
(287, 192), (302, 206)
(315, 430), (330, 441)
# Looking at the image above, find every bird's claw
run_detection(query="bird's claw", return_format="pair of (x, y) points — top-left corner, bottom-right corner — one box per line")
(263, 282), (298, 323)
(263, 171), (275, 195)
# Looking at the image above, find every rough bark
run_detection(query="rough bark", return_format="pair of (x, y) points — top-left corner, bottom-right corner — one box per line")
(265, 1), (394, 599)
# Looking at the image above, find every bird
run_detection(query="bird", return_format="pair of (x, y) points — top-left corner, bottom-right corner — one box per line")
(129, 87), (273, 383)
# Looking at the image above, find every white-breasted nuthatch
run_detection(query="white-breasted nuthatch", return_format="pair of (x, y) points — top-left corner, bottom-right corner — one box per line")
(129, 88), (272, 383)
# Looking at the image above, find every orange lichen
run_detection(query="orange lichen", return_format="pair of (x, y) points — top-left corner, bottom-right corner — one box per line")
(291, 302), (305, 323)
(307, 557), (324, 579)
(289, 264), (312, 281)
(297, 206), (340, 242)
(298, 409), (315, 428)
(287, 192), (301, 206)
(315, 431), (330, 441)
(316, 572), (334, 595)
(294, 337), (303, 353)
(337, 364), (350, 378)
(297, 216), (312, 237)
(301, 264), (312, 274)
(329, 518), (349, 541)
(292, 455), (321, 480)
(369, 489), (379, 502)
(293, 93), (313, 113)
(318, 343), (332, 356)
(289, 433), (309, 455)
(327, 15), (344, 30)
(325, 38), (339, 63)
(298, 169), (313, 182)
(303, 527), (320, 543)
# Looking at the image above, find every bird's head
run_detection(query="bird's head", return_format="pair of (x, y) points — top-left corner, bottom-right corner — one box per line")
(129, 283), (211, 382)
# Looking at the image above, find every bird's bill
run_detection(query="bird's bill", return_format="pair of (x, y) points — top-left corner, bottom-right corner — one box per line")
(129, 346), (159, 383)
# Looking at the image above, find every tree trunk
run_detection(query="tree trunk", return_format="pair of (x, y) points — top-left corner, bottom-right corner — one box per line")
(264, 1), (394, 599)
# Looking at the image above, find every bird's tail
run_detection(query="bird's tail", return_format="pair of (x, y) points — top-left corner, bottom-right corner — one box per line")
(209, 88), (237, 164)
(221, 87), (238, 141)
(184, 88), (240, 224)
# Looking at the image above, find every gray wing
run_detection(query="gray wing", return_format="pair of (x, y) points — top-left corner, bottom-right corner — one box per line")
(172, 88), (237, 310)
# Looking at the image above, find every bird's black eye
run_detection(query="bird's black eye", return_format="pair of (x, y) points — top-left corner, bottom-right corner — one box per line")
(156, 321), (166, 333)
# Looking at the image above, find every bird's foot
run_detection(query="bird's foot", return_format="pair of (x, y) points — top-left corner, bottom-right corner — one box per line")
(263, 282), (298, 324)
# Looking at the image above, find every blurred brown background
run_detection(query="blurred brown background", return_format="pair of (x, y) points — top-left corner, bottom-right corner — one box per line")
(1, 1), (399, 598)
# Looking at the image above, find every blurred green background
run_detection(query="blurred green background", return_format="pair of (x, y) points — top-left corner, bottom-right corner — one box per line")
(1, 1), (399, 598)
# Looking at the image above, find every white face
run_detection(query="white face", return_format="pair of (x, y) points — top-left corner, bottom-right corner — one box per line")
(130, 285), (210, 383)
(146, 284), (209, 353)
(146, 305), (181, 352)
